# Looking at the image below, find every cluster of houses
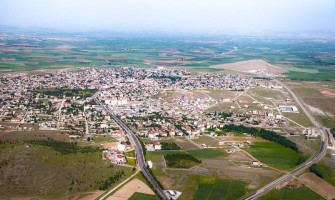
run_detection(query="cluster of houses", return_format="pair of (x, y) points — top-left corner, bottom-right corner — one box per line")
(104, 149), (126, 164)
(103, 142), (132, 165)
(0, 66), (306, 147)
(145, 141), (162, 151)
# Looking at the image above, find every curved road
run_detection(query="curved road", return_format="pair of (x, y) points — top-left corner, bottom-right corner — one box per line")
(93, 96), (168, 200)
(243, 79), (329, 200)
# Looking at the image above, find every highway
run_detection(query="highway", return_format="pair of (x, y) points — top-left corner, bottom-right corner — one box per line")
(93, 96), (168, 200)
(243, 79), (329, 200)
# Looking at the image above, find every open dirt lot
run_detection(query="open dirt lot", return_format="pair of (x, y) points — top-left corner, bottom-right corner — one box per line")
(0, 190), (104, 200)
(299, 173), (335, 199)
(106, 178), (154, 200)
(174, 138), (199, 150)
(211, 59), (287, 75)
(55, 45), (75, 50)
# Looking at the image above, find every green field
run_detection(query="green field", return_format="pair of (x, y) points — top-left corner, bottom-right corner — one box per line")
(317, 162), (335, 186)
(125, 150), (136, 157)
(161, 142), (182, 150)
(245, 141), (301, 170)
(188, 149), (226, 159)
(128, 192), (159, 200)
(260, 186), (324, 200)
(194, 177), (247, 200)
(1, 31), (335, 81)
(164, 153), (201, 168)
(0, 143), (133, 197)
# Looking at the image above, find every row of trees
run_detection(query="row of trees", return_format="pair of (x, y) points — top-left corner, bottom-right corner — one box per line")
(309, 164), (323, 178)
(222, 124), (299, 152)
(149, 75), (182, 81)
(33, 88), (98, 98)
(98, 170), (125, 190)
(28, 139), (101, 155)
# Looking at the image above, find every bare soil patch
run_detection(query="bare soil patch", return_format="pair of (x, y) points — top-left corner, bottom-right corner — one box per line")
(161, 49), (180, 54)
(153, 60), (188, 66)
(211, 59), (287, 75)
(299, 173), (335, 199)
(320, 89), (335, 98)
(55, 45), (75, 50)
(1, 58), (16, 61)
(24, 61), (39, 65)
(107, 178), (154, 200)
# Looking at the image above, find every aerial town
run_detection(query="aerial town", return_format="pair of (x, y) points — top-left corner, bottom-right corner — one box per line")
(2, 64), (334, 200)
(2, 0), (335, 199)
(0, 66), (297, 139)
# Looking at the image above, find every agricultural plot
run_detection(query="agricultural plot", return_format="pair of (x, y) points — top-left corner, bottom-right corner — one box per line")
(174, 138), (199, 150)
(129, 192), (159, 200)
(1, 32), (335, 81)
(298, 173), (335, 199)
(245, 141), (301, 170)
(161, 142), (182, 150)
(317, 161), (335, 187)
(249, 87), (288, 100)
(260, 186), (324, 200)
(288, 136), (320, 156)
(145, 142), (282, 199)
(284, 81), (335, 128)
(108, 177), (157, 200)
(164, 153), (201, 168)
(193, 177), (248, 200)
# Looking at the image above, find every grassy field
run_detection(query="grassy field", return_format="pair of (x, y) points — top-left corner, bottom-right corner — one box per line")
(260, 186), (324, 200)
(245, 141), (301, 170)
(194, 177), (247, 200)
(125, 150), (136, 157)
(164, 153), (201, 168)
(282, 112), (313, 127)
(317, 161), (335, 186)
(161, 142), (182, 150)
(126, 157), (136, 166)
(0, 143), (133, 197)
(128, 192), (159, 200)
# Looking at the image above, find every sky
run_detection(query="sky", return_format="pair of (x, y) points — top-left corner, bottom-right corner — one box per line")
(0, 0), (334, 33)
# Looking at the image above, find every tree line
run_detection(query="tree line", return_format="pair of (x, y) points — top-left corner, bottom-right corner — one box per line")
(309, 163), (323, 178)
(98, 170), (125, 190)
(28, 139), (101, 155)
(222, 124), (299, 152)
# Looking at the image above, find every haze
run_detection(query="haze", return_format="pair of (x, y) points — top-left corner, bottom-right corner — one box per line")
(0, 0), (335, 33)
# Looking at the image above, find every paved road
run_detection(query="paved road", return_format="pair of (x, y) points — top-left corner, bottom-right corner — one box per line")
(93, 96), (168, 200)
(243, 79), (329, 200)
